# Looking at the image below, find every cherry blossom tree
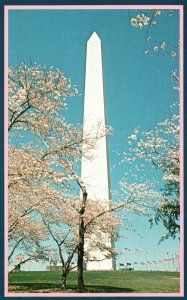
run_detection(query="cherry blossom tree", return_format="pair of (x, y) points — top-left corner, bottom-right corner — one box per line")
(122, 103), (180, 241)
(127, 8), (180, 242)
(8, 63), (81, 273)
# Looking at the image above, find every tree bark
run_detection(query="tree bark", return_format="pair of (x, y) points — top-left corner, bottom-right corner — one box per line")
(77, 218), (85, 292)
(77, 189), (87, 292)
(61, 273), (67, 290)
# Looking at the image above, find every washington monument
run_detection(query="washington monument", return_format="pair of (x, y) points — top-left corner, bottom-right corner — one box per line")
(81, 32), (115, 271)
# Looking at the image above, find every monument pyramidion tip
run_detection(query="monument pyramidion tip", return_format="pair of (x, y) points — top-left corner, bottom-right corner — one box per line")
(88, 31), (101, 43)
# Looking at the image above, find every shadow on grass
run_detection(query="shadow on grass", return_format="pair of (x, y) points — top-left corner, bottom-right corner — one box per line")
(9, 283), (66, 293)
(85, 285), (135, 293)
(9, 283), (135, 293)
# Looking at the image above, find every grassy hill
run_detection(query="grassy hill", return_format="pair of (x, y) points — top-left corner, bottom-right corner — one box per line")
(8, 270), (180, 294)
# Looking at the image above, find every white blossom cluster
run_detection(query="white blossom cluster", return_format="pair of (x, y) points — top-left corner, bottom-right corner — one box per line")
(131, 10), (162, 29)
(131, 14), (151, 29)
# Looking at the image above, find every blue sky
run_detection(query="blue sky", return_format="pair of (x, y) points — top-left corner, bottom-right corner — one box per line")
(8, 8), (180, 270)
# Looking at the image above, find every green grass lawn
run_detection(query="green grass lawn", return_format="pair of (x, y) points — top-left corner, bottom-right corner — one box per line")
(8, 270), (180, 293)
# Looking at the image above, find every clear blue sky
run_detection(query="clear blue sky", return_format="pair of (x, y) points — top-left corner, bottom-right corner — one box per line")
(8, 8), (180, 270)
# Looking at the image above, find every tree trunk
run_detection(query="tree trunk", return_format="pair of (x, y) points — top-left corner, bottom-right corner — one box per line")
(77, 218), (85, 292)
(77, 189), (87, 292)
(61, 273), (67, 290)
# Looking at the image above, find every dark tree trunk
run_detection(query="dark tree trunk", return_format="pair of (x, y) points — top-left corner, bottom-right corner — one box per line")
(61, 273), (67, 290)
(77, 218), (85, 292)
(77, 189), (87, 292)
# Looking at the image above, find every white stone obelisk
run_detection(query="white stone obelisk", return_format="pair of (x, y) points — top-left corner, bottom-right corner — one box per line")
(81, 32), (114, 271)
